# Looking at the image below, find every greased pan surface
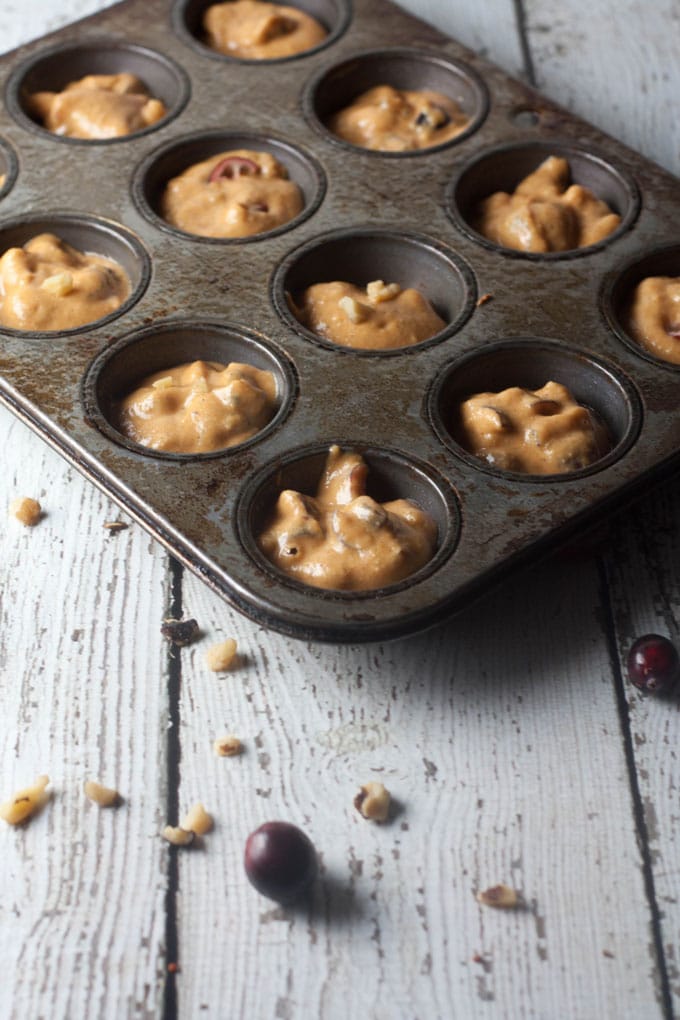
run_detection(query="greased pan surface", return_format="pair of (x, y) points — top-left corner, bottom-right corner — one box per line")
(0, 0), (677, 642)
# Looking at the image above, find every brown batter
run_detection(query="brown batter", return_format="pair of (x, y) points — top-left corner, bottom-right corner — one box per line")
(328, 85), (470, 152)
(456, 381), (610, 474)
(161, 149), (303, 239)
(26, 73), (166, 140)
(258, 444), (438, 590)
(115, 360), (277, 453)
(473, 156), (621, 253)
(203, 0), (326, 59)
(292, 279), (446, 350)
(0, 233), (129, 331)
(625, 276), (680, 364)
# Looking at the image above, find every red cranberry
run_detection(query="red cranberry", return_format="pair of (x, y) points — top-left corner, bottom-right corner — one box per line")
(244, 821), (317, 902)
(626, 634), (680, 694)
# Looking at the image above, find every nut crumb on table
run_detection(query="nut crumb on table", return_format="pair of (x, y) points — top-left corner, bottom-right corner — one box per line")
(0, 775), (50, 825)
(354, 781), (391, 822)
(214, 734), (243, 757)
(162, 825), (195, 847)
(84, 780), (120, 807)
(181, 802), (213, 836)
(10, 496), (42, 526)
(161, 617), (200, 646)
(476, 883), (520, 908)
(206, 638), (238, 671)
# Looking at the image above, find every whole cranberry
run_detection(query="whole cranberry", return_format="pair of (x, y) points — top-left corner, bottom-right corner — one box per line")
(626, 634), (680, 694)
(244, 821), (317, 902)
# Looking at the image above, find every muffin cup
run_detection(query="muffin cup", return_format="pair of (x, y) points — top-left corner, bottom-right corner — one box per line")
(174, 0), (350, 62)
(0, 213), (150, 338)
(428, 337), (642, 479)
(447, 140), (640, 259)
(6, 39), (190, 143)
(602, 246), (680, 371)
(132, 129), (325, 243)
(82, 318), (297, 459)
(271, 226), (476, 355)
(305, 46), (489, 155)
(237, 440), (461, 597)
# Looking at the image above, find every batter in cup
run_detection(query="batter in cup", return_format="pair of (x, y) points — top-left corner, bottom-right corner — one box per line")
(291, 278), (445, 350)
(160, 149), (303, 239)
(626, 276), (680, 364)
(0, 233), (129, 331)
(456, 381), (610, 474)
(203, 0), (326, 59)
(474, 156), (620, 253)
(26, 73), (166, 139)
(258, 444), (438, 590)
(328, 84), (470, 152)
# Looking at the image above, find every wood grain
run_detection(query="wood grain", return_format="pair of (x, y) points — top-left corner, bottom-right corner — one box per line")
(0, 407), (171, 1019)
(524, 0), (680, 175)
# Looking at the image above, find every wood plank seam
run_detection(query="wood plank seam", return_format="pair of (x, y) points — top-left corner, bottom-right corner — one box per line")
(163, 556), (185, 1020)
(512, 0), (537, 85)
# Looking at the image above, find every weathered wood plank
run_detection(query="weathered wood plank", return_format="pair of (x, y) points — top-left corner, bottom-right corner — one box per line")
(395, 0), (526, 77)
(604, 475), (680, 1010)
(0, 406), (171, 1020)
(524, 0), (680, 174)
(176, 555), (663, 1018)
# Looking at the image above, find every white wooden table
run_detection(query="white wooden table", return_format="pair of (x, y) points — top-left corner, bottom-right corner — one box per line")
(1, 2), (679, 1018)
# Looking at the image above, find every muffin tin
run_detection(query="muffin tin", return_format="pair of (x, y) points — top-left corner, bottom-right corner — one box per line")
(0, 0), (679, 642)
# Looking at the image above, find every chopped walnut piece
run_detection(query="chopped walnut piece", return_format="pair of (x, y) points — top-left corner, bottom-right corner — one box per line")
(161, 618), (200, 646)
(0, 775), (50, 825)
(205, 638), (238, 672)
(10, 496), (42, 526)
(477, 883), (520, 908)
(103, 520), (128, 532)
(162, 825), (195, 846)
(338, 295), (369, 324)
(181, 802), (213, 836)
(152, 375), (174, 390)
(84, 780), (120, 807)
(214, 735), (242, 757)
(354, 781), (391, 822)
(366, 280), (401, 304)
(41, 271), (74, 297)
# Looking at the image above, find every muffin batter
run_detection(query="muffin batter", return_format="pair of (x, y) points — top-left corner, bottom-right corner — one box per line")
(258, 444), (438, 590)
(292, 278), (446, 350)
(456, 381), (610, 474)
(328, 85), (470, 152)
(115, 360), (277, 453)
(26, 73), (166, 139)
(203, 0), (326, 59)
(161, 149), (303, 238)
(0, 233), (129, 331)
(626, 276), (680, 364)
(473, 156), (621, 253)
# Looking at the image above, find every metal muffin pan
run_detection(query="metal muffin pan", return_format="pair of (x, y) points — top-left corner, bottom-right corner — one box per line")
(0, 0), (679, 642)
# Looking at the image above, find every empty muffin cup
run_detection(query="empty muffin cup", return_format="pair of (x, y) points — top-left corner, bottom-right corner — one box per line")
(0, 213), (150, 336)
(6, 39), (189, 142)
(447, 141), (639, 258)
(305, 47), (488, 155)
(82, 318), (296, 459)
(429, 337), (641, 479)
(272, 227), (476, 354)
(602, 246), (680, 369)
(237, 441), (460, 596)
(133, 130), (325, 242)
(174, 0), (349, 61)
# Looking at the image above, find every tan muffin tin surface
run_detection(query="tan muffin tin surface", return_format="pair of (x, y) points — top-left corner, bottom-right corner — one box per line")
(0, 0), (678, 642)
